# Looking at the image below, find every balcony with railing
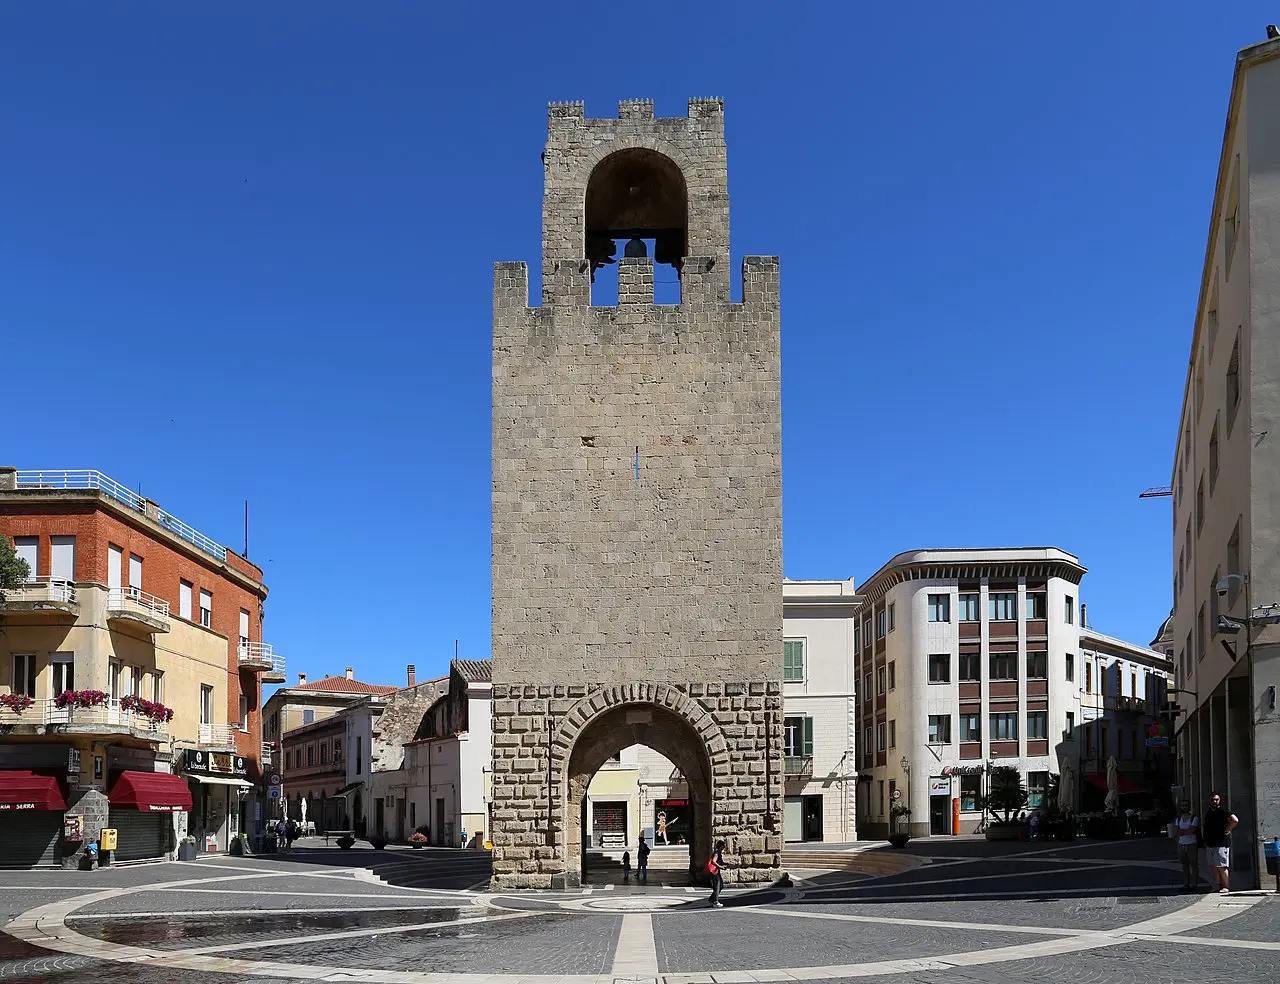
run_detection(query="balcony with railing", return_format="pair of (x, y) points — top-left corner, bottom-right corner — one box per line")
(107, 587), (171, 633)
(784, 755), (814, 777)
(0, 577), (78, 615)
(238, 641), (286, 683)
(199, 723), (236, 748)
(1113, 695), (1152, 715)
(0, 696), (168, 741)
(16, 469), (229, 562)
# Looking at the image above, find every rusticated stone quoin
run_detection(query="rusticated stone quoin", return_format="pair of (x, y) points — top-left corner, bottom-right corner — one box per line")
(491, 98), (783, 890)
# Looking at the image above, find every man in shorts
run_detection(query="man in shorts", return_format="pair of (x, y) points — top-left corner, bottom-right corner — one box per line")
(1202, 792), (1239, 894)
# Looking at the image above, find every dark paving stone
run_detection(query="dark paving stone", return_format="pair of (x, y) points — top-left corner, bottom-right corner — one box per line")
(1180, 896), (1280, 942)
(653, 910), (1056, 973)
(249, 911), (619, 975)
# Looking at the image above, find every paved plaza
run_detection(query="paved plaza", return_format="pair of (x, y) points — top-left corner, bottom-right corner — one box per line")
(1, 837), (1276, 983)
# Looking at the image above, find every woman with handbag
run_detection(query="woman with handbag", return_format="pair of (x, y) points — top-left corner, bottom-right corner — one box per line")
(1172, 799), (1202, 892)
(707, 839), (725, 907)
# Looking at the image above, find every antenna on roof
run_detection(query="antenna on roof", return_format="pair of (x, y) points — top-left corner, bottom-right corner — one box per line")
(244, 500), (249, 558)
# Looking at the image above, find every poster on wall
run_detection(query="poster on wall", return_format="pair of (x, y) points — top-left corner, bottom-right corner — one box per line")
(653, 799), (691, 846)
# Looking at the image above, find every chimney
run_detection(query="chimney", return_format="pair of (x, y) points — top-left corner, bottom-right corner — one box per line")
(345, 666), (354, 681)
(1081, 603), (1087, 629)
(298, 672), (307, 685)
(407, 664), (416, 687)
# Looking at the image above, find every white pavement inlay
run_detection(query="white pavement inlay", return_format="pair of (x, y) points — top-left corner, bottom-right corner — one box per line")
(611, 913), (659, 977)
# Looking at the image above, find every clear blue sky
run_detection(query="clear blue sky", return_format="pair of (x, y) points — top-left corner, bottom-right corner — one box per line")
(1, 4), (1267, 686)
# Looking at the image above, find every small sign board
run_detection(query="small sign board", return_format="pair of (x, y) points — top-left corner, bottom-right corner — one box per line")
(930, 777), (952, 796)
(891, 788), (903, 801)
(1145, 737), (1169, 747)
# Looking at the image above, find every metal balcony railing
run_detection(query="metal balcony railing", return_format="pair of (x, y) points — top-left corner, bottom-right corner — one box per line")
(0, 576), (77, 605)
(199, 723), (235, 747)
(16, 470), (228, 561)
(237, 641), (286, 676)
(0, 697), (168, 740)
(784, 755), (813, 776)
(107, 586), (171, 621)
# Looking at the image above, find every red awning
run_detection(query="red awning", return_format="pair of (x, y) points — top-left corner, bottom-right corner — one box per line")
(108, 771), (192, 813)
(1085, 773), (1146, 795)
(0, 771), (67, 811)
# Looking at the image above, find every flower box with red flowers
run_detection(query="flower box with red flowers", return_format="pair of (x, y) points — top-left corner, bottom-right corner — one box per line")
(54, 690), (108, 710)
(121, 694), (175, 723)
(0, 693), (35, 714)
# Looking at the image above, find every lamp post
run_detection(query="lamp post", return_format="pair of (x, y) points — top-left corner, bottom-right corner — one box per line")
(1217, 571), (1259, 886)
(900, 755), (911, 834)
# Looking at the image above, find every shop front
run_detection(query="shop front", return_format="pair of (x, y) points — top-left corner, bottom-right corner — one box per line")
(106, 770), (190, 862)
(180, 750), (252, 853)
(653, 798), (691, 846)
(0, 770), (69, 868)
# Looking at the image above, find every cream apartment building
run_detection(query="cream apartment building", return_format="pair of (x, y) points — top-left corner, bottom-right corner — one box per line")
(1168, 31), (1280, 889)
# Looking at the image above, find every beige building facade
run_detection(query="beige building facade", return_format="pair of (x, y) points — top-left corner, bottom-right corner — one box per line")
(1168, 32), (1280, 889)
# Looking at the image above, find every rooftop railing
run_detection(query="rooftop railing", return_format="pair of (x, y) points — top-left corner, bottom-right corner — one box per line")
(15, 470), (228, 561)
(107, 586), (171, 621)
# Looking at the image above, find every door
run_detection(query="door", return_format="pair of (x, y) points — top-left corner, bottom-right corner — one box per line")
(591, 801), (626, 848)
(50, 536), (75, 583)
(129, 553), (143, 597)
(375, 799), (385, 838)
(107, 545), (122, 593)
(13, 537), (38, 581)
(435, 798), (445, 846)
(0, 810), (62, 868)
(108, 808), (173, 861)
(803, 795), (824, 841)
(52, 653), (74, 697)
(783, 796), (803, 842)
(396, 798), (406, 841)
(930, 796), (950, 835)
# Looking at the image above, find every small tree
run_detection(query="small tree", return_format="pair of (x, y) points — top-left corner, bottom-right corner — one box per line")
(0, 532), (31, 603)
(980, 765), (1028, 823)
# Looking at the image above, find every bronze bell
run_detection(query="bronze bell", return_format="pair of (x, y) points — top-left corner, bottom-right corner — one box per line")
(623, 237), (648, 258)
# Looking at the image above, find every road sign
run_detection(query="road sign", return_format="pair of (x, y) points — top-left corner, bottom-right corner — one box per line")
(891, 788), (903, 801)
(1145, 737), (1169, 747)
(269, 788), (281, 800)
(268, 774), (282, 786)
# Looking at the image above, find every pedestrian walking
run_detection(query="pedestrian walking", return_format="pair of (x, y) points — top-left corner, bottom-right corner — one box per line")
(275, 818), (287, 852)
(707, 839), (725, 907)
(1172, 799), (1202, 891)
(637, 837), (650, 881)
(1202, 792), (1239, 894)
(622, 850), (631, 881)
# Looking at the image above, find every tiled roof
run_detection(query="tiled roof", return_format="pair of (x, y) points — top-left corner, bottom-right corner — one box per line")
(453, 659), (492, 683)
(293, 676), (396, 695)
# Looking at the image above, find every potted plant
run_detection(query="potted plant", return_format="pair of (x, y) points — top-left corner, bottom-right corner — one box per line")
(887, 804), (912, 848)
(0, 692), (34, 715)
(368, 835), (388, 850)
(979, 766), (1029, 841)
(177, 835), (198, 861)
(408, 831), (428, 849)
(336, 834), (356, 850)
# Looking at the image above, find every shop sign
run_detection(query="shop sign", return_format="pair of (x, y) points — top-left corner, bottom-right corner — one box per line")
(146, 804), (182, 812)
(68, 748), (81, 775)
(929, 777), (952, 796)
(941, 765), (984, 777)
(0, 803), (37, 811)
(183, 749), (248, 777)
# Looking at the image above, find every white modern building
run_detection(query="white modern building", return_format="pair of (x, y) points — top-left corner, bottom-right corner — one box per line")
(403, 659), (491, 847)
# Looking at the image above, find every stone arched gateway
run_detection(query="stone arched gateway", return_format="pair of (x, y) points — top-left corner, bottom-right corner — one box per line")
(490, 97), (783, 890)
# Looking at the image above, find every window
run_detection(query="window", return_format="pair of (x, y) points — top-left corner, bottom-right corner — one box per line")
(959, 713), (980, 741)
(1197, 604), (1206, 661)
(888, 603), (896, 631)
(862, 620), (872, 650)
(200, 685), (213, 725)
(862, 727), (872, 761)
(239, 609), (251, 650)
(152, 670), (163, 705)
(302, 708), (315, 725)
(52, 653), (73, 697)
(989, 592), (1017, 621)
(876, 609), (887, 639)
(130, 664), (143, 698)
(319, 742), (328, 764)
(887, 661), (896, 690)
(1210, 568), (1221, 633)
(109, 659), (122, 700)
(356, 736), (363, 775)
(179, 580), (193, 620)
(1065, 653), (1074, 682)
(888, 720), (896, 748)
(1065, 711), (1075, 736)
(928, 653), (950, 683)
(959, 652), (980, 681)
(876, 722), (886, 751)
(1183, 421), (1192, 471)
(862, 673), (872, 700)
(1027, 711), (1048, 739)
(878, 780), (885, 816)
(1207, 277), (1220, 359)
(1085, 662), (1093, 693)
(784, 716), (814, 756)
(1026, 650), (1047, 678)
(990, 713), (1018, 740)
(1027, 771), (1048, 808)
(960, 774), (980, 811)
(1196, 475), (1205, 535)
(307, 745), (314, 767)
(876, 666), (887, 694)
(199, 589), (212, 628)
(989, 652), (1017, 680)
(1226, 333), (1241, 431)
(334, 740), (343, 762)
(853, 622), (860, 651)
(1209, 417), (1220, 493)
(1195, 354), (1205, 419)
(13, 536), (38, 580)
(959, 593), (980, 622)
(1064, 595), (1075, 624)
(238, 694), (249, 731)
(128, 553), (143, 593)
(783, 639), (805, 682)
(11, 653), (37, 698)
(1225, 156), (1240, 272)
(927, 594), (950, 622)
(1025, 593), (1046, 619)
(1227, 521), (1242, 605)
(927, 714), (952, 744)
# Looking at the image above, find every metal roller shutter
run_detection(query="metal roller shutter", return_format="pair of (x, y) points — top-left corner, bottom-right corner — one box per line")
(107, 809), (172, 862)
(0, 811), (62, 868)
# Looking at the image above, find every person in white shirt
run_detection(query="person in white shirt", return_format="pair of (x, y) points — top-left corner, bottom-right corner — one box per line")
(1172, 799), (1201, 892)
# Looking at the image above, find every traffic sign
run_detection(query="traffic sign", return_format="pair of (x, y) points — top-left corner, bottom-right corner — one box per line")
(1145, 737), (1169, 747)
(269, 788), (281, 800)
(891, 788), (903, 801)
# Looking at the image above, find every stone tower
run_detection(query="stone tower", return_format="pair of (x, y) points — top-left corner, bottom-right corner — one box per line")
(490, 98), (782, 889)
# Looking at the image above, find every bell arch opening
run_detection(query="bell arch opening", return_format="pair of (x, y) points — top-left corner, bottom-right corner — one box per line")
(564, 701), (713, 885)
(585, 148), (688, 304)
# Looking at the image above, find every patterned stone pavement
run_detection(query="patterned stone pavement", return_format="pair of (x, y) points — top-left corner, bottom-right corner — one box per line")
(0, 838), (1275, 983)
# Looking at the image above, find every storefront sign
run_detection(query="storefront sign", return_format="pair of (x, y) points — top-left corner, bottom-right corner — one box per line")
(68, 748), (81, 775)
(0, 802), (37, 811)
(183, 750), (248, 777)
(930, 777), (952, 796)
(94, 756), (104, 781)
(941, 765), (984, 777)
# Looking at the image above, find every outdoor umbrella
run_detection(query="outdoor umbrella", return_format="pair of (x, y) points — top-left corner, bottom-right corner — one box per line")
(301, 796), (308, 832)
(1105, 756), (1120, 814)
(1057, 762), (1074, 814)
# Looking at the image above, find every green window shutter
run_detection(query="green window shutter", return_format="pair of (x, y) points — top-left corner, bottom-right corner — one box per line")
(783, 640), (804, 681)
(803, 716), (814, 756)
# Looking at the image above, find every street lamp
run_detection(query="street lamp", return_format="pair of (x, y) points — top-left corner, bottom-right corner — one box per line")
(900, 756), (911, 832)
